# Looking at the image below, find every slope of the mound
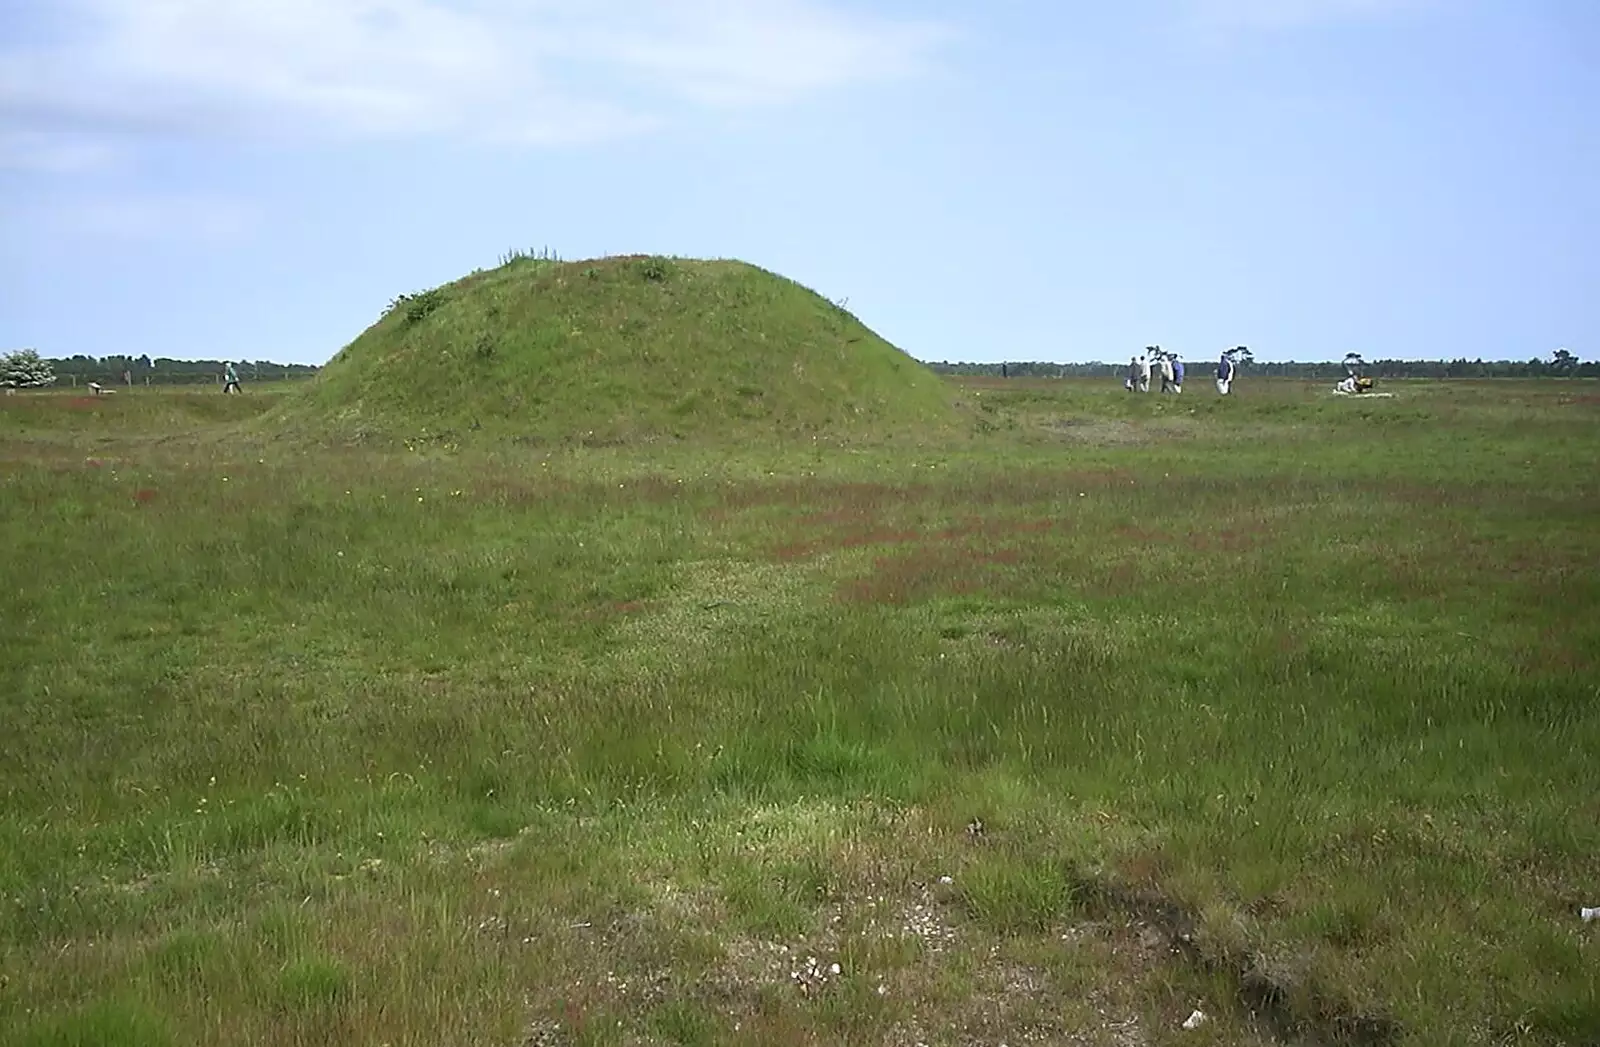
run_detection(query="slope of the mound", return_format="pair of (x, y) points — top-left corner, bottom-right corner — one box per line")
(283, 255), (956, 444)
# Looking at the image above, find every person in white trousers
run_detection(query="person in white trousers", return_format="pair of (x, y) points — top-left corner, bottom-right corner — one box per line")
(1216, 351), (1235, 395)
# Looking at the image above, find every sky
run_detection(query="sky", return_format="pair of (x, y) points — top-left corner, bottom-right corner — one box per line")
(2, 0), (1596, 366)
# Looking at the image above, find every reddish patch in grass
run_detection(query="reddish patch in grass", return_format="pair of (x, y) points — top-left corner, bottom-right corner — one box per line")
(1187, 517), (1274, 553)
(773, 514), (1063, 562)
(1359, 478), (1589, 516)
(474, 474), (690, 512)
(717, 480), (900, 514)
(771, 541), (817, 562)
(713, 469), (1131, 561)
(715, 469), (1134, 518)
(796, 506), (875, 527)
(836, 543), (1027, 605)
(1190, 529), (1258, 553)
(1087, 562), (1140, 599)
(577, 599), (653, 621)
(778, 526), (926, 560)
(603, 476), (685, 505)
(838, 528), (925, 549)
(934, 516), (1061, 541)
(1113, 524), (1176, 544)
(1273, 628), (1307, 656)
(1533, 642), (1594, 675)
(132, 488), (157, 504)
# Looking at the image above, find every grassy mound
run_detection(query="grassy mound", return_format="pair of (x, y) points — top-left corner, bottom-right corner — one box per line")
(283, 255), (955, 445)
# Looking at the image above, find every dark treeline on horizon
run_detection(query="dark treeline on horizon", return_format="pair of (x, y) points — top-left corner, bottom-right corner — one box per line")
(22, 352), (1594, 385)
(926, 357), (1595, 379)
(37, 354), (320, 386)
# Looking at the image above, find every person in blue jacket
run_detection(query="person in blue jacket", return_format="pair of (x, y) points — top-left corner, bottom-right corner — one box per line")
(1216, 351), (1235, 395)
(1171, 354), (1185, 393)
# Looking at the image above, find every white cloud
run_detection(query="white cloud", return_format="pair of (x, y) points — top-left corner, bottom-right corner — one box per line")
(0, 0), (950, 163)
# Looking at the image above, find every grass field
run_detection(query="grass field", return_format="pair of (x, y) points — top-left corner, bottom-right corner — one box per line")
(2, 377), (1597, 1047)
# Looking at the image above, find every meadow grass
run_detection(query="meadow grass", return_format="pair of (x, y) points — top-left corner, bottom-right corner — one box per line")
(1, 378), (1597, 1046)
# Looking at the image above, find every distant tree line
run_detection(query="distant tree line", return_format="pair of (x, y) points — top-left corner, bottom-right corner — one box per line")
(927, 355), (1595, 379)
(39, 354), (320, 387)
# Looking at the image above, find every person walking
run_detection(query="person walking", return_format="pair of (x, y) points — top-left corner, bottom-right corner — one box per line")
(1158, 353), (1175, 393)
(1136, 353), (1152, 393)
(1171, 354), (1185, 394)
(1216, 351), (1235, 395)
(222, 361), (241, 394)
(1125, 355), (1139, 392)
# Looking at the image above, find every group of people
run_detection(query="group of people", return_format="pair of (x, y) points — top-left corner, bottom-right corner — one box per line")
(1334, 352), (1374, 394)
(1123, 351), (1180, 393)
(1125, 347), (1243, 396)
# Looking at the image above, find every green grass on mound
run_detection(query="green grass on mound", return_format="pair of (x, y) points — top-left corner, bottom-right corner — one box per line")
(280, 255), (957, 447)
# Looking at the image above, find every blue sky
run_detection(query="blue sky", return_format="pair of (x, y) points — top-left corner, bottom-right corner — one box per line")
(2, 0), (1595, 365)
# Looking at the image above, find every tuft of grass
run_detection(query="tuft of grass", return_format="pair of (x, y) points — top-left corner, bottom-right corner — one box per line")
(274, 958), (350, 1012)
(645, 1000), (720, 1045)
(149, 929), (226, 991)
(15, 1000), (173, 1047)
(957, 853), (1081, 935)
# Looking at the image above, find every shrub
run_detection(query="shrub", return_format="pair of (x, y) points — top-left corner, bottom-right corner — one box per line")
(0, 348), (57, 389)
(384, 289), (449, 324)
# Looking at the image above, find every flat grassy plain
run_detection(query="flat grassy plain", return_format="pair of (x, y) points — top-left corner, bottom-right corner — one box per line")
(2, 378), (1597, 1047)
